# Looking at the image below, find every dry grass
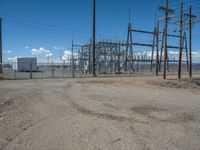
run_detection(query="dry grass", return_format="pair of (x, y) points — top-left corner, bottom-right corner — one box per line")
(147, 78), (200, 89)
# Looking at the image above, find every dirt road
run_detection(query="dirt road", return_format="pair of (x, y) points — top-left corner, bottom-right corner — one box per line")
(0, 76), (200, 150)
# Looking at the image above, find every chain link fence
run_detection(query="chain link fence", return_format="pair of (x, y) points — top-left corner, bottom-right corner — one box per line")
(1, 61), (200, 79)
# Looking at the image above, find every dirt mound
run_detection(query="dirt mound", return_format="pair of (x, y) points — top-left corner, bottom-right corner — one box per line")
(147, 78), (200, 89)
(0, 75), (4, 80)
(192, 79), (200, 86)
(77, 80), (115, 85)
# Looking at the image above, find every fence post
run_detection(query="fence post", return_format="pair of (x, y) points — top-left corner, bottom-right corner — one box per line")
(62, 60), (65, 78)
(40, 64), (43, 79)
(30, 60), (32, 79)
(51, 61), (54, 78)
(14, 70), (16, 79)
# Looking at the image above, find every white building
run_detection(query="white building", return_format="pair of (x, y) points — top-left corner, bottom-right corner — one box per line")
(16, 58), (37, 72)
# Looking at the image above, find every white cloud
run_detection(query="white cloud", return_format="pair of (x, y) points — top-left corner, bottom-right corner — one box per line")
(62, 50), (72, 60)
(46, 53), (53, 57)
(7, 56), (21, 62)
(192, 51), (200, 61)
(168, 51), (179, 55)
(31, 47), (53, 57)
(133, 50), (200, 62)
(167, 51), (200, 61)
(62, 50), (78, 61)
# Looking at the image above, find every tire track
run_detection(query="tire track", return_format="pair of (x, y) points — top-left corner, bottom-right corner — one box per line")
(1, 117), (48, 150)
(68, 100), (148, 123)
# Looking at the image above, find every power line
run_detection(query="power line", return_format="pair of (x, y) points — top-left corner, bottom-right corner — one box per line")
(4, 20), (79, 37)
(0, 12), (112, 37)
(169, 0), (200, 7)
(0, 12), (92, 35)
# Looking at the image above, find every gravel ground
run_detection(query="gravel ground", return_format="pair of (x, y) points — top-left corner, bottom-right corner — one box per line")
(0, 76), (200, 150)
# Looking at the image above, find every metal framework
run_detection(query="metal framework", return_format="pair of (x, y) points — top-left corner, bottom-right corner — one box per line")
(58, 0), (198, 79)
(1, 0), (198, 79)
(78, 40), (158, 75)
(159, 0), (197, 79)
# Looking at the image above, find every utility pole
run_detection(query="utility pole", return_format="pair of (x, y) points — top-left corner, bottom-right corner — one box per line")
(125, 26), (129, 72)
(163, 0), (169, 79)
(88, 38), (92, 74)
(125, 9), (131, 72)
(129, 25), (133, 72)
(178, 1), (183, 79)
(151, 15), (157, 72)
(72, 39), (75, 78)
(125, 9), (134, 73)
(92, 0), (96, 76)
(156, 20), (159, 76)
(0, 18), (2, 74)
(189, 4), (192, 78)
(118, 42), (121, 74)
(159, 28), (165, 72)
(183, 32), (189, 71)
(159, 0), (175, 79)
(184, 5), (196, 78)
(151, 27), (156, 71)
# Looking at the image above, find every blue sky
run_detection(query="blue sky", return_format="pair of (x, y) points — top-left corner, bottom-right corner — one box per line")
(0, 0), (200, 62)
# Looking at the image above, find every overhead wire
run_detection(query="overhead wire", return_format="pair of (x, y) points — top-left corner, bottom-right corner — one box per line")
(0, 12), (113, 38)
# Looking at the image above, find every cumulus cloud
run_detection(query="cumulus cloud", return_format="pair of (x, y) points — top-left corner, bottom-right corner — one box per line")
(133, 50), (200, 62)
(31, 47), (53, 57)
(167, 51), (200, 61)
(192, 51), (200, 62)
(25, 46), (30, 49)
(62, 50), (78, 61)
(62, 50), (72, 60)
(7, 56), (21, 62)
(192, 51), (200, 56)
(46, 53), (53, 57)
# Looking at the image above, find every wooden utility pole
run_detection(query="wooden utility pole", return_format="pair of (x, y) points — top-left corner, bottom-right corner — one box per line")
(92, 0), (96, 76)
(88, 38), (92, 74)
(129, 26), (133, 72)
(151, 27), (156, 71)
(72, 39), (75, 78)
(178, 1), (183, 79)
(183, 32), (189, 72)
(156, 20), (159, 76)
(117, 43), (121, 73)
(189, 4), (193, 78)
(125, 9), (131, 72)
(163, 0), (169, 79)
(159, 28), (165, 72)
(0, 18), (2, 74)
(184, 4), (196, 78)
(178, 1), (184, 79)
(159, 0), (175, 79)
(125, 25), (130, 72)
